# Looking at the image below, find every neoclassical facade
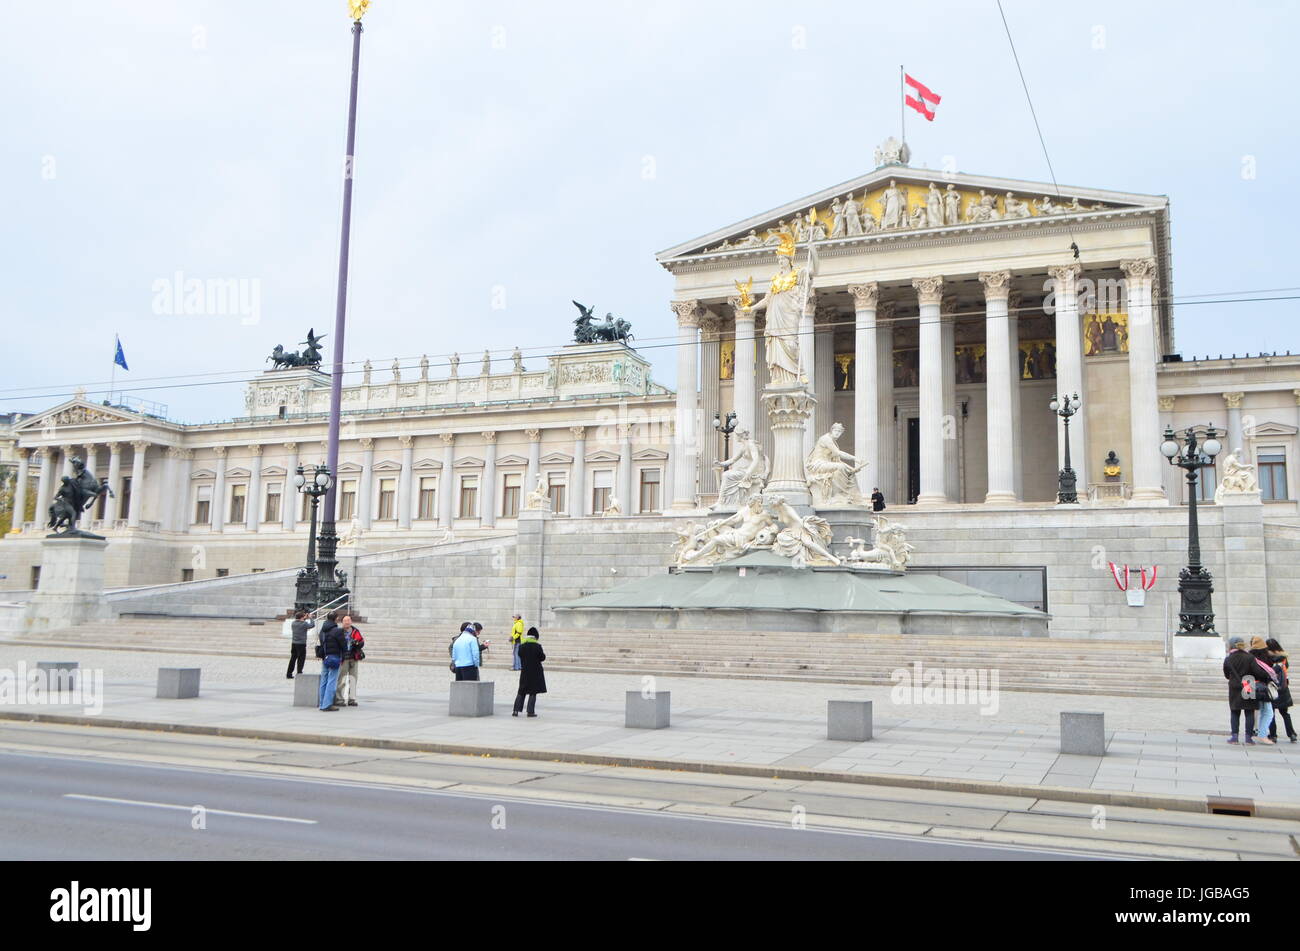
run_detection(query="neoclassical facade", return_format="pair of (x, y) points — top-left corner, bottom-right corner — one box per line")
(3, 148), (1299, 594)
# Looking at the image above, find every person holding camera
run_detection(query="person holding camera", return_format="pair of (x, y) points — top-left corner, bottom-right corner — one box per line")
(287, 610), (314, 679)
(450, 622), (483, 681)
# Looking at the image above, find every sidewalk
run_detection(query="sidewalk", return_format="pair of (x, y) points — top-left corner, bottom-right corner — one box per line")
(1, 646), (1296, 812)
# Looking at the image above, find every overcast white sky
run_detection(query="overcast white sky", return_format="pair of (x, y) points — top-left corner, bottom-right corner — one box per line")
(4, 0), (1297, 422)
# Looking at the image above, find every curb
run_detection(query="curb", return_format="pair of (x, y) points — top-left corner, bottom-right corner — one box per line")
(2, 708), (1295, 821)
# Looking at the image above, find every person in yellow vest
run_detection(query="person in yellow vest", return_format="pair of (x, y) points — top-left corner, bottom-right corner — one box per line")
(510, 614), (524, 671)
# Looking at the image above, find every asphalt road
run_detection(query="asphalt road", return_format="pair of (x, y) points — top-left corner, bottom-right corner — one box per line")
(0, 749), (1104, 861)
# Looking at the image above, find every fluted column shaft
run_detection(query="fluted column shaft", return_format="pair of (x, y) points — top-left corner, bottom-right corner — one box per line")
(438, 435), (454, 526)
(670, 301), (701, 508)
(282, 443), (299, 531)
(699, 315), (722, 496)
(1122, 259), (1166, 501)
(850, 284), (879, 495)
(1049, 264), (1089, 489)
(128, 441), (148, 527)
(397, 435), (414, 530)
(914, 277), (947, 505)
(35, 450), (54, 523)
(525, 429), (541, 495)
(104, 443), (122, 522)
(981, 272), (1016, 502)
(481, 433), (498, 526)
(12, 449), (30, 531)
(569, 427), (587, 517)
(732, 304), (757, 435)
(876, 311), (896, 504)
(212, 447), (227, 531)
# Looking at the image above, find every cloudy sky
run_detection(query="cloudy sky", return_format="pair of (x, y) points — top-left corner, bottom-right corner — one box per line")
(4, 0), (1297, 422)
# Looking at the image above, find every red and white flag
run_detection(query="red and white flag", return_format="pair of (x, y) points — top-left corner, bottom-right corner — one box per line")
(904, 73), (941, 121)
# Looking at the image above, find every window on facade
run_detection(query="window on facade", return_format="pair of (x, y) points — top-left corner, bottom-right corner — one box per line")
(216, 568), (229, 578)
(301, 491), (313, 521)
(229, 484), (246, 524)
(339, 480), (357, 521)
(264, 483), (282, 523)
(194, 484), (212, 524)
(377, 478), (397, 520)
(547, 472), (566, 514)
(30, 566), (41, 588)
(121, 476), (133, 520)
(502, 473), (522, 518)
(1260, 452), (1289, 501)
(592, 469), (613, 513)
(418, 477), (437, 520)
(459, 475), (479, 519)
(639, 468), (661, 513)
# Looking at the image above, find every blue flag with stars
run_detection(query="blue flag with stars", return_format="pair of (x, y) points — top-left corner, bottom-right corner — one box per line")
(114, 336), (129, 371)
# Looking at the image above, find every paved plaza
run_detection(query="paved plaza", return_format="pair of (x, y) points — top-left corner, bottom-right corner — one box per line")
(3, 646), (1295, 810)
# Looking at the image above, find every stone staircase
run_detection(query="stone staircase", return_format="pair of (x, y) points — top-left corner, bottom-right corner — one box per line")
(5, 616), (1222, 700)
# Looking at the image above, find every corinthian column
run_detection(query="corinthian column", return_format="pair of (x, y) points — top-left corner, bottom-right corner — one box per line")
(212, 446), (228, 531)
(437, 434), (454, 527)
(1048, 264), (1089, 490)
(730, 299), (757, 435)
(1121, 258), (1166, 502)
(11, 448), (30, 533)
(670, 300), (701, 508)
(282, 442), (299, 531)
(940, 297), (959, 500)
(981, 271), (1016, 503)
(876, 303), (897, 504)
(913, 276), (947, 505)
(699, 313), (722, 497)
(1222, 392), (1245, 455)
(481, 431), (498, 526)
(569, 426), (587, 516)
(35, 450), (54, 524)
(525, 428), (541, 495)
(104, 443), (122, 522)
(849, 283), (879, 495)
(397, 434), (414, 530)
(128, 440), (148, 528)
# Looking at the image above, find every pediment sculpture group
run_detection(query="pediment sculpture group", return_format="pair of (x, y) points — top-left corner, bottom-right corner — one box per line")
(707, 183), (1112, 253)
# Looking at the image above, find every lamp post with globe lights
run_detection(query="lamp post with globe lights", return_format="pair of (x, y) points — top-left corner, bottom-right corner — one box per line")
(1160, 424), (1222, 636)
(1049, 393), (1081, 504)
(294, 463), (333, 614)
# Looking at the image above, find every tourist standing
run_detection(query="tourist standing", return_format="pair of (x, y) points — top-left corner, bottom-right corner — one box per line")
(287, 610), (314, 679)
(871, 487), (885, 512)
(1266, 638), (1296, 742)
(1224, 636), (1260, 744)
(318, 611), (340, 654)
(334, 616), (365, 707)
(510, 613), (524, 671)
(451, 622), (482, 681)
(1251, 636), (1280, 744)
(318, 620), (346, 712)
(512, 627), (546, 718)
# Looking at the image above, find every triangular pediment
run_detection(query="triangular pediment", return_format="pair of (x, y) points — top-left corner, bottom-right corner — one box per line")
(14, 399), (146, 431)
(657, 165), (1166, 264)
(1249, 422), (1298, 438)
(412, 457), (442, 471)
(496, 454), (529, 467)
(585, 449), (620, 463)
(540, 451), (574, 465)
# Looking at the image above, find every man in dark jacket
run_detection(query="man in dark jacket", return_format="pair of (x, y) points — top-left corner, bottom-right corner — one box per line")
(333, 616), (364, 707)
(1224, 636), (1261, 744)
(512, 627), (547, 718)
(287, 611), (314, 679)
(318, 621), (347, 712)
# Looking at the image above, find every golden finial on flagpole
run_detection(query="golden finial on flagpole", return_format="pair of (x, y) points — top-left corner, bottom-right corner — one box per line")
(348, 0), (371, 20)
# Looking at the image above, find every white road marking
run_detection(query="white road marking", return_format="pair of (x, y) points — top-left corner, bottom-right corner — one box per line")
(63, 793), (317, 824)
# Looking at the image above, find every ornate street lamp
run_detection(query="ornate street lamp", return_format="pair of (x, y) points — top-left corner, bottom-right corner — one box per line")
(293, 463), (333, 613)
(1161, 424), (1222, 636)
(1049, 393), (1080, 504)
(713, 410), (738, 461)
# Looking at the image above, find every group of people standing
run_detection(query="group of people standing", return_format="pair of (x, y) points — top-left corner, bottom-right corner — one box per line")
(1224, 636), (1294, 744)
(285, 609), (366, 712)
(449, 614), (547, 717)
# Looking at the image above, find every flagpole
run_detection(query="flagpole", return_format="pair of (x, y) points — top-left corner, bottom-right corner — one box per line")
(899, 65), (905, 150)
(110, 335), (117, 405)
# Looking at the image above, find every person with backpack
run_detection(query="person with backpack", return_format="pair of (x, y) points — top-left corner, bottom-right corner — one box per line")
(318, 619), (347, 712)
(334, 616), (365, 707)
(287, 610), (314, 679)
(1251, 636), (1281, 744)
(512, 627), (547, 718)
(1224, 636), (1261, 744)
(1266, 638), (1296, 742)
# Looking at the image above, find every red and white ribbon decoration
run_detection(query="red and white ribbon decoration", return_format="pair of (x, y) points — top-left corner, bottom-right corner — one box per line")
(1109, 563), (1157, 591)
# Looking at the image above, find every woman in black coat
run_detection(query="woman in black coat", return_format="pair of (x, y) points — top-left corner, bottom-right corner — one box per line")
(1266, 638), (1296, 742)
(512, 627), (547, 718)
(1224, 636), (1261, 744)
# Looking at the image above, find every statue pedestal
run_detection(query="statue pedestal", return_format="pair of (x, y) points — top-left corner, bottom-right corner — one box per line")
(817, 507), (877, 559)
(23, 536), (117, 632)
(762, 384), (815, 508)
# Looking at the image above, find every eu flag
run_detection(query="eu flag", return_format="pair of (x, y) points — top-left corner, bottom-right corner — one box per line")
(114, 336), (129, 371)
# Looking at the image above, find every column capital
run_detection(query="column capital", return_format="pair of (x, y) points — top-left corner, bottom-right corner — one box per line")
(130, 440), (150, 452)
(1158, 396), (1176, 412)
(1222, 391), (1245, 409)
(213, 445), (227, 458)
(940, 297), (959, 318)
(59, 443), (75, 455)
(398, 434), (414, 448)
(617, 422), (634, 440)
(14, 446), (30, 461)
(814, 301), (838, 322)
(438, 433), (454, 446)
(481, 431), (498, 443)
(671, 299), (701, 327)
(283, 441), (298, 452)
(1007, 290), (1024, 314)
(249, 444), (263, 457)
(978, 270), (1013, 301)
(911, 276), (945, 306)
(728, 297), (754, 321)
(699, 312), (723, 337)
(166, 446), (186, 460)
(878, 301), (899, 321)
(359, 436), (374, 450)
(1046, 263), (1083, 287)
(106, 442), (121, 453)
(1119, 258), (1158, 281)
(1293, 388), (1300, 406)
(848, 282), (880, 309)
(525, 428), (542, 442)
(569, 426), (586, 440)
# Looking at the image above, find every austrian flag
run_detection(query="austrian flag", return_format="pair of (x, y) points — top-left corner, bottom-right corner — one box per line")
(905, 73), (941, 121)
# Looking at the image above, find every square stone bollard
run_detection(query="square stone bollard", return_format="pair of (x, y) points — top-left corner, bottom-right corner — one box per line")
(1060, 711), (1106, 756)
(37, 661), (78, 692)
(828, 700), (873, 742)
(293, 673), (322, 707)
(450, 680), (495, 717)
(625, 691), (670, 729)
(156, 668), (201, 699)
